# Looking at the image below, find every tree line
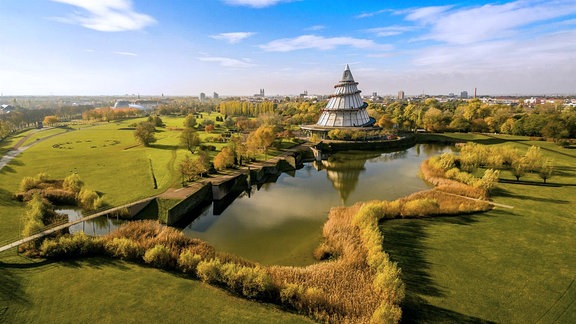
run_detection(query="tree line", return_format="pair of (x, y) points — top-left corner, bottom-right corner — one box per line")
(368, 98), (576, 143)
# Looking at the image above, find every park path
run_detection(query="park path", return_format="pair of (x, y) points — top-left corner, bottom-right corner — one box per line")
(0, 127), (66, 171)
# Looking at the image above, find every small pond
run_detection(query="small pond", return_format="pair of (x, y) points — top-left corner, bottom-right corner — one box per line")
(66, 144), (451, 266)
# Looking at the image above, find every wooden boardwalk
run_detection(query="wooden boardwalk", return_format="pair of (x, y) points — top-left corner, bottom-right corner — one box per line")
(0, 197), (154, 253)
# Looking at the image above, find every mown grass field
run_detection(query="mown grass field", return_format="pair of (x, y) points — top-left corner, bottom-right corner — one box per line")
(0, 256), (312, 323)
(383, 133), (576, 323)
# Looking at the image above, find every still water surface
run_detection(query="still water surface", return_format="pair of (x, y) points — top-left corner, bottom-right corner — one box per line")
(67, 144), (450, 266)
(180, 144), (451, 266)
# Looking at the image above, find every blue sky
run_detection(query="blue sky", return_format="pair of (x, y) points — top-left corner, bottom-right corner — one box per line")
(1, 0), (575, 96)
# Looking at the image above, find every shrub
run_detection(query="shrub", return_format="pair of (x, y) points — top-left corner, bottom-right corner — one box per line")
(40, 232), (102, 259)
(280, 283), (306, 310)
(474, 169), (500, 192)
(221, 264), (273, 299)
(104, 238), (143, 260)
(20, 176), (40, 192)
(63, 173), (84, 193)
(178, 250), (202, 276)
(197, 258), (223, 284)
(143, 244), (173, 268)
(77, 187), (102, 211)
(371, 302), (403, 324)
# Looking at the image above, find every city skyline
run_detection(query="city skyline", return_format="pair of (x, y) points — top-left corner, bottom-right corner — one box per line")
(1, 0), (575, 96)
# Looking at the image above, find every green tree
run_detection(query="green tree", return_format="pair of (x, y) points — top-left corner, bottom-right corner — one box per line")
(148, 115), (164, 127)
(538, 159), (554, 184)
(134, 122), (156, 146)
(511, 157), (528, 181)
(180, 128), (201, 153)
(183, 114), (197, 128)
(524, 146), (543, 172)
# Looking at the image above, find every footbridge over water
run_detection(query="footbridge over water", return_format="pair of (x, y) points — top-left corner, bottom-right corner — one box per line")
(0, 197), (154, 254)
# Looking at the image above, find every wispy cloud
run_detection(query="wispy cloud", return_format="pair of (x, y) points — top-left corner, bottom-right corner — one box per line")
(260, 34), (391, 52)
(198, 56), (256, 68)
(305, 25), (325, 31)
(114, 51), (138, 56)
(210, 32), (255, 44)
(222, 0), (293, 8)
(51, 0), (156, 32)
(365, 25), (415, 37)
(355, 9), (392, 19)
(405, 0), (576, 44)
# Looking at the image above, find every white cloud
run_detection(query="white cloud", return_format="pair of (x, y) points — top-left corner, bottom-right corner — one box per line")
(403, 5), (452, 23)
(411, 29), (576, 73)
(51, 0), (156, 32)
(198, 56), (256, 68)
(355, 9), (392, 19)
(405, 0), (576, 44)
(222, 0), (292, 8)
(305, 25), (325, 31)
(114, 51), (138, 56)
(210, 32), (255, 44)
(365, 25), (415, 37)
(260, 34), (391, 52)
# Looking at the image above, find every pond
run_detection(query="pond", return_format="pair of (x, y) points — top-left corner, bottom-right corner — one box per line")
(66, 144), (451, 266)
(179, 143), (452, 266)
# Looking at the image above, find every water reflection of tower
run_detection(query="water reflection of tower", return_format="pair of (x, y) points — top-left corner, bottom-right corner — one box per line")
(315, 152), (381, 204)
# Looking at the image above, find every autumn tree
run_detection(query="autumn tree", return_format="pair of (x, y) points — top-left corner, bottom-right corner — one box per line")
(43, 115), (59, 126)
(180, 128), (201, 153)
(228, 134), (248, 165)
(205, 124), (215, 133)
(376, 114), (394, 130)
(213, 147), (235, 171)
(246, 125), (276, 158)
(134, 122), (156, 146)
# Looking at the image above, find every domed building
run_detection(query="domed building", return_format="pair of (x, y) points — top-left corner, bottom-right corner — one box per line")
(302, 65), (377, 137)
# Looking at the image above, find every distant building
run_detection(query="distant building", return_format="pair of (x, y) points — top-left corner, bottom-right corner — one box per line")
(398, 90), (405, 100)
(0, 104), (14, 114)
(200, 92), (206, 102)
(213, 92), (219, 99)
(113, 100), (130, 108)
(460, 91), (468, 99)
(254, 89), (265, 97)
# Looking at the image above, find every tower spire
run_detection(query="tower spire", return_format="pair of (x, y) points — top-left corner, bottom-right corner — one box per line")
(341, 64), (354, 82)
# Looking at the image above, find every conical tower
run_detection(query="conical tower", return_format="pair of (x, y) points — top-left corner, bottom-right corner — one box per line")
(316, 65), (373, 127)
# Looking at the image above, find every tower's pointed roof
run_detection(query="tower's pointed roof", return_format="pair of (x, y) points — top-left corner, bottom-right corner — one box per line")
(341, 64), (355, 82)
(310, 64), (375, 128)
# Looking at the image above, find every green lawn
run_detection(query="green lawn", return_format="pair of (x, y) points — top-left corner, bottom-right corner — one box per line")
(382, 134), (576, 323)
(0, 256), (312, 324)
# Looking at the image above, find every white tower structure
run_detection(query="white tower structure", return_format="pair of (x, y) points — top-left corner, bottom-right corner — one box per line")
(315, 65), (373, 127)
